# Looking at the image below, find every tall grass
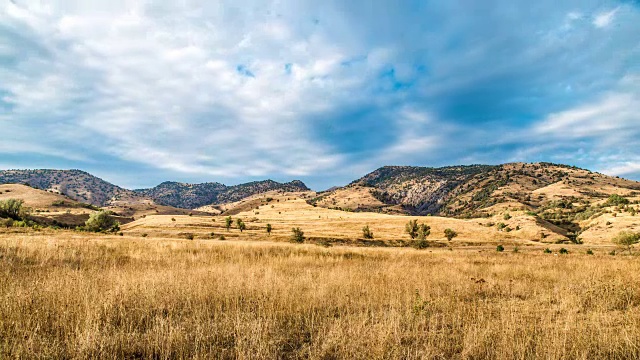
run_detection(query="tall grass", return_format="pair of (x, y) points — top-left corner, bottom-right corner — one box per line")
(1, 233), (639, 359)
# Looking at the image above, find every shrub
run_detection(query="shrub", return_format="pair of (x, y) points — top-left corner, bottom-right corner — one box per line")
(0, 199), (28, 220)
(606, 194), (629, 206)
(266, 223), (272, 235)
(497, 222), (506, 230)
(444, 228), (458, 241)
(586, 249), (594, 255)
(405, 220), (418, 239)
(412, 239), (429, 250)
(185, 233), (194, 240)
(291, 227), (305, 243)
(544, 248), (552, 254)
(1, 218), (14, 228)
(362, 225), (374, 239)
(503, 213), (511, 220)
(141, 233), (148, 238)
(236, 219), (246, 232)
(219, 235), (225, 240)
(513, 246), (519, 253)
(417, 224), (430, 240)
(496, 245), (504, 252)
(559, 248), (569, 254)
(84, 211), (119, 232)
(171, 218), (176, 222)
(225, 216), (233, 231)
(612, 231), (640, 254)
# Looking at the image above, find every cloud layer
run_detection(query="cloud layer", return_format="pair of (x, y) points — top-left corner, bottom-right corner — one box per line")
(1, 0), (639, 189)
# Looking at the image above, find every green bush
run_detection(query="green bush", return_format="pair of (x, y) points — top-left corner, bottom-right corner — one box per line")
(225, 216), (233, 231)
(544, 248), (552, 254)
(496, 245), (504, 252)
(606, 194), (629, 206)
(405, 220), (418, 239)
(586, 249), (594, 255)
(417, 224), (430, 240)
(236, 219), (246, 232)
(444, 228), (458, 241)
(559, 248), (569, 254)
(84, 211), (119, 232)
(291, 227), (305, 243)
(503, 213), (511, 220)
(266, 223), (272, 235)
(362, 225), (374, 239)
(412, 239), (429, 250)
(0, 199), (29, 220)
(612, 231), (640, 254)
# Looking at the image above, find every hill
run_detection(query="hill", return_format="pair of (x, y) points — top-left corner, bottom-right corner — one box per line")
(135, 179), (309, 209)
(0, 169), (143, 207)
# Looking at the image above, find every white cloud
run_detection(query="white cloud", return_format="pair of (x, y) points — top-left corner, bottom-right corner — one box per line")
(0, 0), (395, 177)
(593, 7), (619, 28)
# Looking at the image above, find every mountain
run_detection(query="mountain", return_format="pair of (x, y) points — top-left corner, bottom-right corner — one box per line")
(134, 179), (310, 209)
(309, 162), (640, 220)
(0, 169), (144, 207)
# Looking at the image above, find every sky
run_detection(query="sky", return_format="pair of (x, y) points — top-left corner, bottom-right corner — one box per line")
(1, 0), (639, 190)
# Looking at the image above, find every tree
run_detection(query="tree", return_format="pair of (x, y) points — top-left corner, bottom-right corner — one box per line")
(85, 211), (119, 232)
(417, 224), (431, 240)
(291, 227), (305, 243)
(362, 225), (374, 239)
(606, 194), (630, 206)
(225, 216), (232, 231)
(613, 231), (640, 254)
(405, 220), (419, 239)
(444, 228), (458, 241)
(0, 199), (28, 220)
(236, 218), (246, 232)
(266, 223), (272, 235)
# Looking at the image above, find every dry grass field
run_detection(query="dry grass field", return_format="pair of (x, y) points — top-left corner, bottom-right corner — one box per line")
(1, 228), (640, 359)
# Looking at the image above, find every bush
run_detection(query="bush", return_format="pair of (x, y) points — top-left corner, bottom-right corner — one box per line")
(606, 194), (629, 206)
(586, 249), (594, 255)
(412, 239), (429, 250)
(362, 225), (374, 239)
(236, 219), (246, 232)
(185, 233), (194, 240)
(84, 211), (119, 232)
(444, 228), (458, 241)
(513, 246), (519, 253)
(496, 245), (504, 252)
(559, 248), (569, 254)
(405, 220), (418, 239)
(1, 218), (14, 228)
(612, 231), (640, 254)
(266, 223), (272, 235)
(497, 222), (506, 230)
(225, 216), (233, 231)
(503, 213), (511, 220)
(0, 199), (29, 220)
(544, 248), (552, 254)
(291, 227), (305, 243)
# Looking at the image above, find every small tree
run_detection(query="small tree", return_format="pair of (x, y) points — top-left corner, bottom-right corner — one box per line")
(225, 216), (232, 231)
(266, 223), (272, 235)
(417, 224), (430, 240)
(405, 219), (419, 239)
(362, 225), (374, 239)
(444, 228), (458, 241)
(236, 218), (246, 232)
(496, 245), (504, 252)
(85, 211), (119, 232)
(291, 227), (305, 243)
(0, 199), (28, 220)
(612, 231), (640, 254)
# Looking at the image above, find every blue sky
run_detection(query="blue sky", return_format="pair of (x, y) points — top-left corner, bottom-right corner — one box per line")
(1, 0), (639, 190)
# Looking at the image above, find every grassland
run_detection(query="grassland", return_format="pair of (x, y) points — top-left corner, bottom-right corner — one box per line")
(1, 228), (640, 359)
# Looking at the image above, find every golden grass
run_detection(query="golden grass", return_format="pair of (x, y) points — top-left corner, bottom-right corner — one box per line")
(1, 229), (639, 359)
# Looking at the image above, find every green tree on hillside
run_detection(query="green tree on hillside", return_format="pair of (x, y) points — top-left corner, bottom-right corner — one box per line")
(405, 220), (419, 239)
(236, 218), (246, 232)
(266, 223), (272, 235)
(225, 216), (232, 231)
(613, 231), (640, 254)
(291, 227), (305, 243)
(0, 199), (28, 220)
(444, 228), (458, 241)
(85, 211), (119, 232)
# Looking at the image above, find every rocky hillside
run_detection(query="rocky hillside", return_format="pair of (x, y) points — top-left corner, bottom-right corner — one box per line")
(135, 180), (310, 209)
(310, 162), (640, 217)
(0, 169), (143, 207)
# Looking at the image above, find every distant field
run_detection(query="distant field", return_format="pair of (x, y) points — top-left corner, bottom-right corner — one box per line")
(1, 229), (639, 359)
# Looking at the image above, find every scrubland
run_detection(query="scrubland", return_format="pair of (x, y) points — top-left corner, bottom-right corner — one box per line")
(1, 229), (639, 359)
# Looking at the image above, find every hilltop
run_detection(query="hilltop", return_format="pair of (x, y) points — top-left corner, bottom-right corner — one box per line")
(0, 169), (143, 207)
(134, 179), (309, 209)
